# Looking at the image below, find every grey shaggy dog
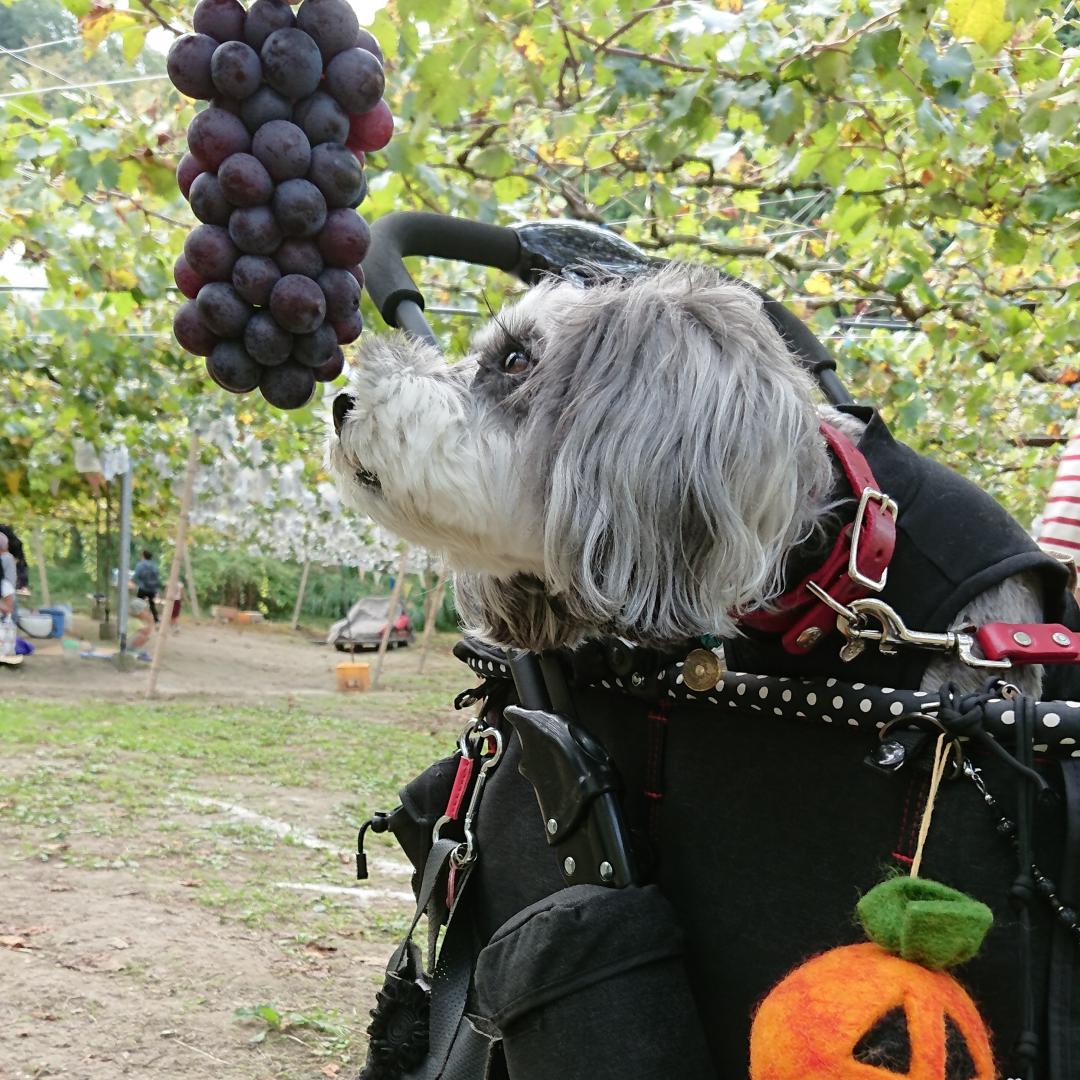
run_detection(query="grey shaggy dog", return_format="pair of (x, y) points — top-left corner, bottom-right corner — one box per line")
(328, 263), (1044, 695)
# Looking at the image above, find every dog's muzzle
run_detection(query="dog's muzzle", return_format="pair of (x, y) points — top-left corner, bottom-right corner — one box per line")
(332, 392), (382, 490)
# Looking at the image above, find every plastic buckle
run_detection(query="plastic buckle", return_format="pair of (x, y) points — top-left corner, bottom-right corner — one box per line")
(848, 487), (898, 592)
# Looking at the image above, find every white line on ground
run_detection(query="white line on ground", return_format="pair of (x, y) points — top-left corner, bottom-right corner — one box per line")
(182, 796), (414, 876)
(274, 882), (414, 903)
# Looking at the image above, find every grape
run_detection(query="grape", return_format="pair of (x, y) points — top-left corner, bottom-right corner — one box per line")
(244, 309), (293, 365)
(194, 0), (245, 43)
(332, 310), (363, 344)
(260, 28), (322, 101)
(294, 92), (349, 146)
(240, 85), (292, 132)
(211, 41), (263, 100)
(167, 33), (218, 100)
(325, 48), (384, 113)
(270, 273), (326, 333)
(211, 95), (244, 116)
(317, 266), (359, 320)
(273, 178), (327, 237)
(244, 0), (295, 50)
(345, 263), (364, 289)
(174, 253), (205, 300)
(347, 99), (393, 153)
(184, 223), (239, 280)
(208, 341), (261, 393)
(308, 142), (365, 208)
(354, 28), (383, 65)
(275, 238), (323, 278)
(229, 205), (283, 254)
(251, 119), (311, 181)
(260, 361), (315, 408)
(217, 152), (273, 206)
(174, 301), (219, 356)
(313, 345), (345, 382)
(316, 208), (370, 266)
(187, 106), (251, 170)
(188, 171), (232, 225)
(232, 254), (281, 305)
(176, 152), (207, 199)
(295, 0), (358, 62)
(196, 282), (253, 337)
(292, 321), (337, 367)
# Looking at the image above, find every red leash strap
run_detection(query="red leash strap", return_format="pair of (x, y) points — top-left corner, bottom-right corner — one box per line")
(976, 623), (1080, 665)
(741, 423), (898, 654)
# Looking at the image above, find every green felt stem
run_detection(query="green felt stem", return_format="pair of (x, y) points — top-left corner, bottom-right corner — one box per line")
(856, 877), (993, 971)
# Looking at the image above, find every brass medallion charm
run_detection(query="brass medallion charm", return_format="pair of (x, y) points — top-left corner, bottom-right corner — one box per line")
(682, 648), (723, 692)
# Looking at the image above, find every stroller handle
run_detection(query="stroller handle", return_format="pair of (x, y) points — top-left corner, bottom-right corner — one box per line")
(361, 211), (852, 406)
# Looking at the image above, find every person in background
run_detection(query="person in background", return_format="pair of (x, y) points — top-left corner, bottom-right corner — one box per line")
(0, 532), (16, 595)
(0, 534), (16, 661)
(0, 525), (28, 592)
(170, 580), (184, 633)
(133, 548), (161, 624)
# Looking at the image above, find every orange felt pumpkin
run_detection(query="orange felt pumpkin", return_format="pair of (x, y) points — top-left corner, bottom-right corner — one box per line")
(750, 878), (996, 1080)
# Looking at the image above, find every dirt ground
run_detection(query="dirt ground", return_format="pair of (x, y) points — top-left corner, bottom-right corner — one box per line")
(6, 611), (460, 705)
(0, 617), (473, 1079)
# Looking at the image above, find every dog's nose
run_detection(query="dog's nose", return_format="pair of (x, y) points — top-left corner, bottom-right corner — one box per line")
(333, 394), (355, 436)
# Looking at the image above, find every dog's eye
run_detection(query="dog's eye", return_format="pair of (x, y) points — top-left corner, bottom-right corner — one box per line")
(501, 350), (530, 376)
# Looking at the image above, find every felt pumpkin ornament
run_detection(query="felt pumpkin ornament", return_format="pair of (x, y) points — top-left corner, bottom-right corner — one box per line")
(749, 876), (996, 1080)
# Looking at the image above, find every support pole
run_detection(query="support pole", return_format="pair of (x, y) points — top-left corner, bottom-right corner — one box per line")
(371, 547), (409, 690)
(417, 570), (448, 674)
(116, 464), (133, 652)
(146, 432), (199, 698)
(291, 559), (311, 630)
(31, 528), (51, 608)
(182, 542), (201, 620)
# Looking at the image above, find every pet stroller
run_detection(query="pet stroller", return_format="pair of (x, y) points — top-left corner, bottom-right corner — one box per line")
(351, 213), (1080, 1080)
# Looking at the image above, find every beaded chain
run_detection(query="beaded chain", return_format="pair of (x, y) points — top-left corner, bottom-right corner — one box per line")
(964, 760), (1080, 943)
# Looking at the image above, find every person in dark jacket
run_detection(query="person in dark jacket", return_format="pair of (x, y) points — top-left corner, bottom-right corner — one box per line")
(132, 549), (161, 623)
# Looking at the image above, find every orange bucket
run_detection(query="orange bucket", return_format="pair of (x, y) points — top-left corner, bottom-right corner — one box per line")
(336, 661), (371, 692)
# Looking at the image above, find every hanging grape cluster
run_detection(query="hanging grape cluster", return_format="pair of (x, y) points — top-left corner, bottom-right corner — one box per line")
(168, 0), (393, 410)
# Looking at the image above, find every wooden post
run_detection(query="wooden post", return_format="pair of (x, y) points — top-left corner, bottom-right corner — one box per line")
(371, 547), (409, 690)
(417, 570), (448, 674)
(146, 432), (199, 698)
(31, 528), (51, 608)
(182, 542), (201, 620)
(291, 559), (311, 630)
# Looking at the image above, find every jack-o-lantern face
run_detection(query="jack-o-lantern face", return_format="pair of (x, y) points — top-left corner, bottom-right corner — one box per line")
(749, 943), (995, 1080)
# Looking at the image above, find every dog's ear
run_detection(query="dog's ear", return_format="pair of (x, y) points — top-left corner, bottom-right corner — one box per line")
(524, 264), (831, 645)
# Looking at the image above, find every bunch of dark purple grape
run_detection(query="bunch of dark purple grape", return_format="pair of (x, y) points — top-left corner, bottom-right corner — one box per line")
(168, 0), (394, 410)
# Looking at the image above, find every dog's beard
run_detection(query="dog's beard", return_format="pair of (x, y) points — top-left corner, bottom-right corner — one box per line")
(329, 266), (832, 651)
(327, 333), (545, 579)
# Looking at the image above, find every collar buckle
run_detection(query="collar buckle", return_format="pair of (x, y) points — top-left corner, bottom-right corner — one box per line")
(848, 487), (898, 592)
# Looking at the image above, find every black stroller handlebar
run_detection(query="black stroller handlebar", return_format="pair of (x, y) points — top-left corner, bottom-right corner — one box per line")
(360, 210), (852, 404)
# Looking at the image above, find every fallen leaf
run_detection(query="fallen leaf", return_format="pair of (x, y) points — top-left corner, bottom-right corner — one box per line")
(32, 1011), (59, 1021)
(305, 941), (337, 956)
(179, 879), (202, 888)
(322, 1065), (340, 1077)
(0, 936), (34, 950)
(105, 937), (130, 950)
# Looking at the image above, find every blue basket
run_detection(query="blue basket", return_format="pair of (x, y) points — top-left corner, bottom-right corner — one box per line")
(36, 607), (67, 638)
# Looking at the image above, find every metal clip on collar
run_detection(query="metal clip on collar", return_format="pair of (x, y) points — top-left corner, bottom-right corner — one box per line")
(806, 583), (1013, 671)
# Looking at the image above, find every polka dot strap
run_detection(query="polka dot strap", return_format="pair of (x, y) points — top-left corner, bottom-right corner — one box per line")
(453, 640), (1080, 754)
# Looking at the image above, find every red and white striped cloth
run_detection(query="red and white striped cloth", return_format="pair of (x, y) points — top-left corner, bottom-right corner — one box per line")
(1037, 432), (1080, 557)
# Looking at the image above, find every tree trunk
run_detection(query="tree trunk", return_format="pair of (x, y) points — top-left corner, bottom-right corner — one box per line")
(182, 542), (201, 620)
(146, 432), (199, 699)
(291, 559), (311, 630)
(32, 528), (51, 608)
(417, 570), (448, 674)
(371, 548), (409, 690)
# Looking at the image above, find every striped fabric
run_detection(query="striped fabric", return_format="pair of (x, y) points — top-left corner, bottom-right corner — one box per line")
(1038, 433), (1080, 557)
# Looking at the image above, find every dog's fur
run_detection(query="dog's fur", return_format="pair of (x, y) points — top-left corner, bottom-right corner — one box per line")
(328, 263), (1043, 694)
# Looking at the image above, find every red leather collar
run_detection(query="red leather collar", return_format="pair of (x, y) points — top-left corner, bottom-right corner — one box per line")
(740, 423), (898, 653)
